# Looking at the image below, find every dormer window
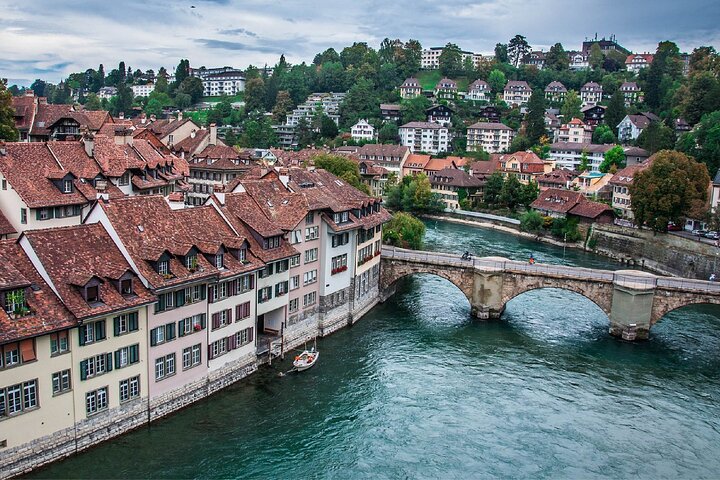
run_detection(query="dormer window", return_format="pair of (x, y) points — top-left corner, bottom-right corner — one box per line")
(86, 285), (99, 303)
(265, 236), (280, 249)
(158, 260), (169, 276)
(120, 279), (133, 296)
(237, 248), (247, 262)
(3, 288), (29, 318)
(215, 253), (224, 269)
(63, 179), (73, 193)
(185, 254), (198, 271)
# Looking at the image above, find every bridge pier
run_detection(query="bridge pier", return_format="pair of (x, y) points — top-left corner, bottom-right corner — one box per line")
(471, 270), (505, 320)
(608, 275), (656, 341)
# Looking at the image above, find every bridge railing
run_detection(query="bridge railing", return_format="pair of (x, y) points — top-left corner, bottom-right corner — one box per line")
(656, 277), (720, 293)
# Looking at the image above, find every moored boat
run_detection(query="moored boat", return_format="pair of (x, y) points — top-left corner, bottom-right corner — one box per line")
(293, 349), (319, 371)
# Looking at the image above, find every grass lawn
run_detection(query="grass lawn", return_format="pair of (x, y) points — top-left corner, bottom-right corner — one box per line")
(199, 93), (244, 104)
(185, 110), (209, 126)
(416, 71), (471, 92)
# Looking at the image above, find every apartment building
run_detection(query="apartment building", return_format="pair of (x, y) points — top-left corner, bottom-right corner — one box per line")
(555, 118), (593, 143)
(466, 122), (515, 154)
(350, 119), (376, 142)
(544, 81), (567, 103)
(503, 80), (532, 106)
(131, 83), (155, 97)
(201, 71), (245, 97)
(619, 82), (643, 106)
(625, 53), (654, 73)
(466, 79), (491, 102)
(549, 142), (616, 172)
(356, 144), (410, 176)
(400, 78), (422, 99)
(580, 82), (603, 105)
(398, 122), (449, 154)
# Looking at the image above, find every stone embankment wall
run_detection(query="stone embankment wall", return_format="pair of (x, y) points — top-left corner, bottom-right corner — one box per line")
(590, 224), (719, 280)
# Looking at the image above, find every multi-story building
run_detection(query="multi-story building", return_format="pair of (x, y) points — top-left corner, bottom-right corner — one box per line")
(610, 163), (649, 220)
(582, 104), (606, 126)
(421, 47), (485, 70)
(201, 71), (245, 97)
(555, 118), (593, 143)
(285, 92), (346, 127)
(350, 119), (375, 142)
(524, 51), (546, 69)
(132, 83), (155, 97)
(379, 104), (402, 123)
(466, 122), (515, 154)
(426, 104), (454, 127)
(503, 80), (532, 106)
(400, 78), (422, 99)
(356, 144), (410, 176)
(429, 168), (483, 210)
(549, 142), (616, 172)
(434, 78), (457, 100)
(398, 122), (449, 154)
(544, 81), (567, 103)
(619, 82), (643, 106)
(466, 79), (491, 102)
(625, 53), (654, 73)
(97, 87), (117, 100)
(568, 51), (589, 70)
(616, 113), (660, 143)
(357, 160), (389, 197)
(580, 82), (603, 105)
(498, 151), (546, 184)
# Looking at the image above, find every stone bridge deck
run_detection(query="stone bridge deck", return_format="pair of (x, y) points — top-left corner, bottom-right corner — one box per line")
(380, 246), (720, 340)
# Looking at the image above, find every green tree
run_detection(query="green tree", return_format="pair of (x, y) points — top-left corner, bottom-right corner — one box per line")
(378, 122), (398, 143)
(314, 154), (370, 194)
(589, 43), (604, 70)
(677, 111), (720, 174)
(644, 41), (681, 109)
(499, 174), (523, 210)
(155, 70), (169, 94)
(178, 76), (204, 104)
(83, 93), (102, 111)
(144, 98), (163, 117)
(508, 35), (531, 67)
(544, 43), (569, 71)
(111, 82), (133, 116)
(239, 115), (277, 148)
(174, 93), (192, 109)
(604, 89), (627, 132)
(520, 210), (544, 232)
(174, 59), (190, 87)
(509, 134), (531, 153)
(382, 212), (426, 249)
(578, 150), (590, 172)
(400, 95), (431, 122)
(0, 79), (19, 141)
(319, 115), (338, 139)
(631, 150), (710, 232)
(494, 43), (509, 63)
(484, 172), (504, 205)
(313, 48), (341, 65)
(520, 180), (539, 207)
(636, 121), (675, 153)
(679, 71), (720, 125)
(487, 69), (507, 95)
(244, 77), (266, 112)
(525, 88), (547, 145)
(560, 90), (582, 120)
(439, 43), (463, 77)
(599, 145), (626, 173)
(592, 124), (616, 144)
(271, 90), (294, 123)
(340, 78), (378, 128)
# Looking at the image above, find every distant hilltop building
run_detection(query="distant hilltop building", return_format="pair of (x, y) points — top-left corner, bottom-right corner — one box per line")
(421, 47), (487, 69)
(581, 34), (629, 55)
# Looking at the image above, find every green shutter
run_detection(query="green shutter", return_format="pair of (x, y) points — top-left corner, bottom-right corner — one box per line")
(114, 317), (120, 336)
(115, 350), (121, 368)
(79, 326), (86, 346)
(36, 209), (41, 220)
(158, 295), (165, 312)
(200, 315), (207, 329)
(130, 312), (138, 331)
(129, 344), (138, 364)
(166, 323), (175, 341)
(200, 285), (207, 300)
(80, 360), (87, 380)
(95, 321), (105, 340)
(178, 319), (185, 337)
(106, 353), (113, 372)
(175, 290), (185, 307)
(150, 328), (157, 347)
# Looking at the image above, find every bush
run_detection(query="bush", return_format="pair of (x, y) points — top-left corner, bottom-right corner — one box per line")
(550, 217), (581, 242)
(520, 211), (544, 233)
(382, 212), (426, 250)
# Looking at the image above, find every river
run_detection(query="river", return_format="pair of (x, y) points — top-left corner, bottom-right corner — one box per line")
(33, 220), (720, 479)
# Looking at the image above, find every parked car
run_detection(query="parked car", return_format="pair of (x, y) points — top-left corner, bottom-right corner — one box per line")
(693, 229), (708, 236)
(704, 231), (719, 240)
(667, 222), (681, 231)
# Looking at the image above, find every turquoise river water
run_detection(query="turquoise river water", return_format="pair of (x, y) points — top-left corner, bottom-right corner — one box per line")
(32, 220), (720, 479)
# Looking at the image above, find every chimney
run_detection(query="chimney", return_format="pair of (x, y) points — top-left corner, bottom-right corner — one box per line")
(177, 111), (183, 122)
(150, 114), (156, 122)
(118, 112), (125, 120)
(140, 113), (147, 124)
(82, 130), (95, 157)
(190, 129), (196, 139)
(0, 141), (6, 156)
(209, 123), (217, 146)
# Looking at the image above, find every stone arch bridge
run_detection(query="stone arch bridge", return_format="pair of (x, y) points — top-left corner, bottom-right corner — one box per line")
(380, 246), (720, 340)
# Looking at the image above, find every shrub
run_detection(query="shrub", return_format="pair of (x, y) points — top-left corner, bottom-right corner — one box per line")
(520, 211), (544, 233)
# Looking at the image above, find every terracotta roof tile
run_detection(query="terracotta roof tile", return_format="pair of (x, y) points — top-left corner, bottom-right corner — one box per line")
(0, 210), (16, 236)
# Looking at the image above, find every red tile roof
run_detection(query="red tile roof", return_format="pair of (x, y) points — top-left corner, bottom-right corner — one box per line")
(568, 201), (614, 219)
(531, 188), (586, 214)
(0, 209), (16, 236)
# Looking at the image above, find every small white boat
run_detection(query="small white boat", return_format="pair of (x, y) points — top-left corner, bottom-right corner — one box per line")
(293, 349), (319, 371)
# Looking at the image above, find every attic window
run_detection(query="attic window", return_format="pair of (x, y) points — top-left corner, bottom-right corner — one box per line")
(267, 200), (273, 207)
(63, 179), (73, 193)
(85, 285), (100, 303)
(237, 248), (247, 262)
(3, 288), (30, 318)
(185, 254), (198, 271)
(215, 253), (224, 269)
(120, 279), (133, 296)
(158, 260), (169, 276)
(335, 180), (344, 186)
(137, 225), (144, 232)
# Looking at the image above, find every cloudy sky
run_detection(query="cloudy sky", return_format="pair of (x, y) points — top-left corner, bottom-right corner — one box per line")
(1, 0), (718, 85)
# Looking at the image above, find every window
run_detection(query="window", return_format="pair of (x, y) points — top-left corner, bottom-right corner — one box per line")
(303, 292), (317, 307)
(275, 281), (288, 296)
(120, 278), (133, 296)
(211, 309), (232, 330)
(333, 211), (349, 224)
(38, 208), (51, 220)
(80, 353), (111, 380)
(235, 328), (253, 348)
(290, 255), (301, 268)
(305, 212), (314, 224)
(215, 253), (224, 269)
(1, 178), (5, 190)
(289, 230), (302, 244)
(20, 208), (27, 224)
(150, 323), (175, 346)
(155, 353), (176, 381)
(289, 298), (299, 313)
(119, 171), (130, 186)
(157, 260), (169, 276)
(332, 233), (349, 247)
(52, 370), (71, 395)
(265, 236), (280, 249)
(236, 302), (251, 320)
(4, 288), (26, 315)
(0, 380), (38, 417)
(304, 248), (318, 264)
(79, 320), (106, 346)
(185, 254), (198, 270)
(332, 254), (348, 274)
(239, 274), (254, 293)
(114, 344), (139, 369)
(182, 344), (202, 370)
(113, 312), (138, 336)
(86, 284), (99, 303)
(237, 248), (247, 262)
(63, 179), (73, 193)
(119, 376), (140, 403)
(305, 226), (319, 240)
(258, 286), (272, 304)
(85, 387), (108, 415)
(290, 275), (300, 290)
(50, 331), (69, 356)
(258, 263), (274, 279)
(303, 270), (317, 285)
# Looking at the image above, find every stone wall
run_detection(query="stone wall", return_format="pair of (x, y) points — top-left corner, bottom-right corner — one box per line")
(591, 224), (720, 280)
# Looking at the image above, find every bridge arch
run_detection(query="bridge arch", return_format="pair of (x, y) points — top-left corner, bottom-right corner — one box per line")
(501, 285), (612, 319)
(652, 296), (720, 325)
(380, 260), (476, 307)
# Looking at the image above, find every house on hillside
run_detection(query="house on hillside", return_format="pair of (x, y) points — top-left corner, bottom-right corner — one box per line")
(426, 105), (454, 127)
(556, 118), (593, 143)
(582, 104), (606, 126)
(617, 112), (659, 143)
(499, 151), (546, 184)
(398, 122), (449, 154)
(503, 80), (532, 106)
(580, 82), (603, 105)
(429, 168), (484, 210)
(379, 104), (402, 123)
(466, 122), (515, 154)
(434, 78), (458, 100)
(625, 53), (654, 73)
(400, 78), (422, 99)
(350, 119), (376, 142)
(531, 188), (614, 225)
(544, 81), (567, 103)
(466, 80), (491, 102)
(619, 82), (643, 106)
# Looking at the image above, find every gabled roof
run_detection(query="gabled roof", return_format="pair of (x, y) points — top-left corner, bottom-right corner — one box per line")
(468, 121), (513, 131)
(424, 158), (457, 172)
(404, 154), (431, 169)
(468, 79), (489, 90)
(549, 142), (616, 154)
(357, 144), (409, 159)
(581, 82), (602, 92)
(0, 210), (15, 236)
(544, 81), (567, 92)
(504, 80), (531, 91)
(400, 121), (447, 130)
(430, 168), (484, 188)
(470, 158), (500, 176)
(401, 78), (420, 88)
(531, 188), (586, 214)
(568, 201), (614, 219)
(22, 223), (155, 319)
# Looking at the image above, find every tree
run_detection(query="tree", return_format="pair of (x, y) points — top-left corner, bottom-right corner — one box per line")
(589, 43), (604, 70)
(0, 79), (19, 141)
(174, 59), (190, 87)
(525, 89), (547, 145)
(340, 78), (378, 128)
(239, 115), (277, 148)
(155, 69), (169, 94)
(487, 69), (507, 95)
(400, 95), (431, 122)
(383, 212), (426, 250)
(244, 77), (266, 112)
(83, 93), (102, 111)
(578, 150), (590, 172)
(111, 83), (133, 117)
(319, 115), (338, 139)
(560, 90), (582, 120)
(500, 174), (523, 210)
(599, 145), (626, 173)
(680, 71), (720, 125)
(645, 41), (681, 110)
(520, 210), (544, 232)
(507, 35), (531, 67)
(631, 150), (710, 232)
(378, 122), (398, 143)
(605, 89), (627, 132)
(174, 93), (192, 109)
(177, 77), (204, 105)
(592, 124), (616, 144)
(677, 111), (720, 174)
(484, 172), (504, 205)
(494, 43), (509, 63)
(30, 79), (46, 97)
(272, 90), (294, 123)
(314, 154), (370, 194)
(438, 43), (462, 77)
(313, 48), (341, 65)
(144, 98), (163, 117)
(544, 43), (569, 71)
(636, 121), (675, 153)
(520, 180), (539, 207)
(509, 135), (531, 153)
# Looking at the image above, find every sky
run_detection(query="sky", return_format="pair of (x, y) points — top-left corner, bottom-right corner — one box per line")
(1, 0), (719, 85)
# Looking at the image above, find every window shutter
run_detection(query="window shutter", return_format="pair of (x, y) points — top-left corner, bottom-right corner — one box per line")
(248, 327), (254, 343)
(249, 275), (255, 290)
(229, 334), (237, 350)
(130, 344), (139, 363)
(229, 280), (237, 297)
(166, 323), (175, 340)
(158, 295), (165, 312)
(227, 308), (232, 323)
(235, 304), (241, 321)
(130, 312), (138, 331)
(212, 313), (220, 330)
(115, 350), (121, 368)
(175, 290), (185, 307)
(79, 326), (86, 346)
(208, 344), (214, 360)
(178, 319), (185, 337)
(80, 360), (87, 380)
(96, 321), (106, 340)
(114, 317), (120, 336)
(207, 286), (214, 303)
(106, 353), (113, 372)
(36, 209), (42, 220)
(201, 315), (207, 329)
(150, 329), (157, 347)
(200, 285), (207, 300)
